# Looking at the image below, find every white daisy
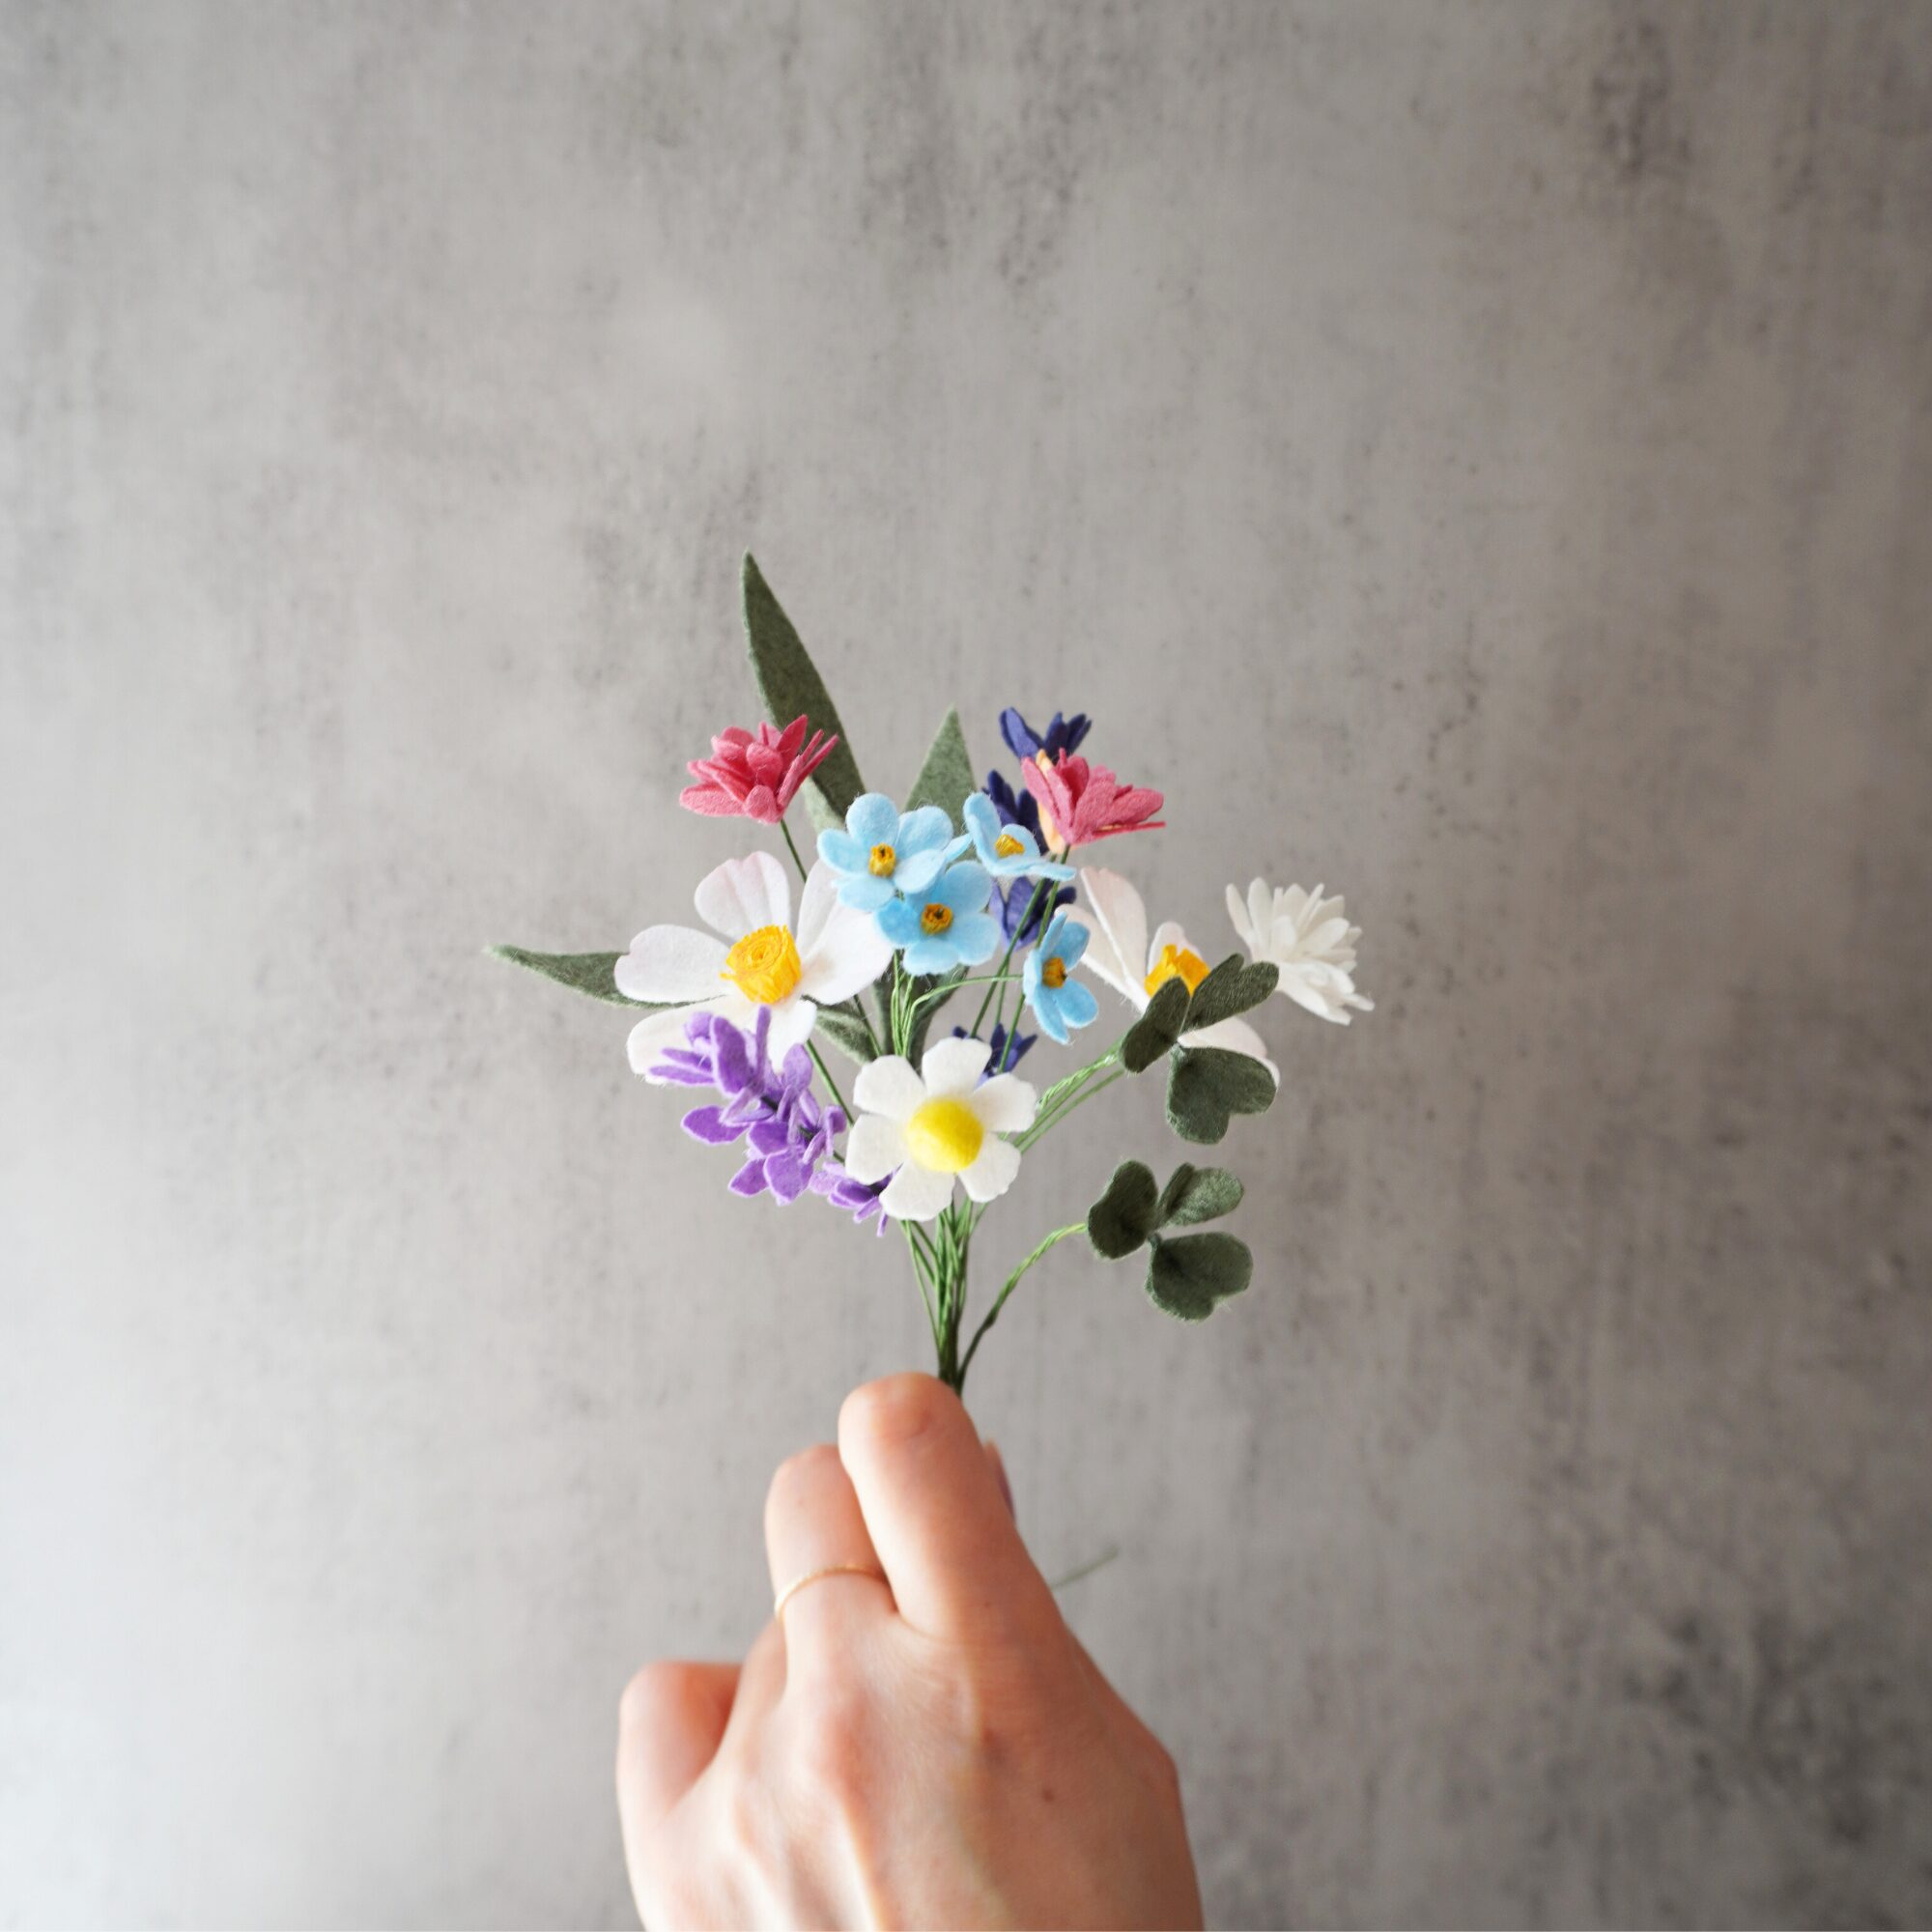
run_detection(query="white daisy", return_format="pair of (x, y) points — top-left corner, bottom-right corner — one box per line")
(1077, 867), (1280, 1081)
(1226, 878), (1373, 1026)
(617, 851), (892, 1073)
(840, 1037), (1037, 1222)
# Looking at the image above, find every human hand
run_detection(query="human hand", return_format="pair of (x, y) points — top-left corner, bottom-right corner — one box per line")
(615, 1373), (1204, 1929)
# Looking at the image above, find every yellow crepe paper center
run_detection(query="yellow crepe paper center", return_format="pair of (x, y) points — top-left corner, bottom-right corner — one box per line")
(1145, 943), (1209, 999)
(868, 842), (897, 876)
(905, 1097), (984, 1174)
(721, 924), (803, 1005)
(1040, 955), (1067, 989)
(921, 902), (953, 934)
(993, 832), (1025, 859)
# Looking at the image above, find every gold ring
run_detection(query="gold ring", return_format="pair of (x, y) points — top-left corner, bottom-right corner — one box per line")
(773, 1563), (888, 1622)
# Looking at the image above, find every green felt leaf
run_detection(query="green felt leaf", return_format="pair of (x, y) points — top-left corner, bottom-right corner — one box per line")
(1184, 955), (1279, 1031)
(489, 946), (666, 1009)
(741, 554), (866, 831)
(1087, 1159), (1160, 1260)
(1144, 1232), (1253, 1321)
(813, 1004), (880, 1065)
(1156, 1163), (1244, 1227)
(1165, 1045), (1277, 1144)
(1121, 978), (1190, 1073)
(904, 968), (969, 1067)
(904, 708), (975, 827)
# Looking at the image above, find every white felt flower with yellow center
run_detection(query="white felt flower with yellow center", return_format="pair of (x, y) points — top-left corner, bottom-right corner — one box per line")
(617, 851), (892, 1072)
(1226, 878), (1373, 1026)
(841, 1037), (1037, 1222)
(1077, 867), (1280, 1082)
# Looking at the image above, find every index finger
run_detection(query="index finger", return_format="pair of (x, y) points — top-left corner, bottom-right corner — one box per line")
(837, 1374), (1060, 1642)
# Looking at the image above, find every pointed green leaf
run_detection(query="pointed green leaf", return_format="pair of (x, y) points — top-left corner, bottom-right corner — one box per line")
(1121, 977), (1190, 1073)
(1184, 955), (1279, 1031)
(904, 707), (975, 826)
(1087, 1159), (1160, 1259)
(489, 946), (668, 1009)
(1144, 1232), (1253, 1321)
(813, 1004), (880, 1065)
(1165, 1045), (1276, 1144)
(1156, 1164), (1244, 1227)
(741, 554), (866, 830)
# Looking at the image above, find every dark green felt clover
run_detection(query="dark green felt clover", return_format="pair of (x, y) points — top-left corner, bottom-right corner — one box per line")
(1121, 977), (1190, 1072)
(1181, 955), (1279, 1031)
(1165, 1044), (1277, 1145)
(742, 554), (867, 831)
(1086, 1159), (1162, 1259)
(1145, 1232), (1253, 1321)
(1155, 1161), (1244, 1226)
(905, 708), (977, 825)
(489, 946), (668, 1009)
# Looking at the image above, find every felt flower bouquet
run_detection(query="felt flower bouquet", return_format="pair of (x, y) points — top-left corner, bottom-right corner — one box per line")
(495, 558), (1370, 1394)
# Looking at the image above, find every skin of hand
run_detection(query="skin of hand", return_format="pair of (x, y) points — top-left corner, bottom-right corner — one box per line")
(615, 1373), (1205, 1930)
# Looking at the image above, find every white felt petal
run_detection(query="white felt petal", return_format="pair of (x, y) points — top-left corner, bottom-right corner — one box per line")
(1226, 882), (1259, 955)
(853, 1055), (926, 1123)
(918, 1034), (991, 1099)
(694, 850), (791, 939)
(798, 899), (894, 1004)
(959, 1135), (1022, 1205)
(614, 925), (728, 1003)
(1190, 1014), (1281, 1084)
(1247, 879), (1275, 952)
(1077, 867), (1149, 1003)
(842, 1113), (909, 1185)
(627, 999), (722, 1077)
(1148, 920), (1189, 974)
(972, 1073), (1037, 1134)
(764, 994), (818, 1059)
(793, 859), (839, 957)
(882, 1160), (955, 1222)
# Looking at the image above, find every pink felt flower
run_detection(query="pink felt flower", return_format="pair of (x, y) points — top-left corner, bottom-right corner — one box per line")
(681, 716), (838, 824)
(1020, 753), (1165, 853)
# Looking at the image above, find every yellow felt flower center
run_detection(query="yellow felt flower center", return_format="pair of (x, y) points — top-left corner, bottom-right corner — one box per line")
(1041, 955), (1067, 989)
(868, 842), (897, 876)
(993, 832), (1025, 859)
(721, 924), (803, 1005)
(1145, 943), (1209, 998)
(905, 1097), (984, 1174)
(921, 902), (953, 934)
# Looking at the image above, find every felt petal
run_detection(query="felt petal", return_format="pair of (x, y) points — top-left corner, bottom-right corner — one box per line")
(1077, 867), (1150, 1003)
(896, 805), (954, 854)
(818, 829), (867, 872)
(1189, 1014), (1281, 1084)
(1030, 986), (1069, 1043)
(854, 1055), (927, 1122)
(892, 843), (951, 894)
(1055, 980), (1099, 1031)
(877, 900), (924, 948)
(799, 903), (894, 1004)
(843, 1112), (910, 1183)
(630, 1001), (723, 1077)
(900, 936), (958, 976)
(1226, 882), (1259, 954)
(740, 785), (781, 824)
(1247, 880), (1274, 953)
(920, 1035), (991, 1099)
(1056, 917), (1092, 968)
(959, 1135), (1022, 1205)
(847, 793), (898, 848)
(972, 1072), (1037, 1133)
(961, 791), (1000, 854)
(794, 859), (839, 956)
(836, 872), (898, 913)
(934, 861), (994, 913)
(1148, 921), (1189, 974)
(694, 850), (791, 939)
(946, 911), (1002, 966)
(680, 784), (747, 816)
(615, 925), (729, 1004)
(882, 1160), (955, 1223)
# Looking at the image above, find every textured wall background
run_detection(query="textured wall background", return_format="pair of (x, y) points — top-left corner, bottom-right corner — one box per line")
(5, 3), (1930, 1925)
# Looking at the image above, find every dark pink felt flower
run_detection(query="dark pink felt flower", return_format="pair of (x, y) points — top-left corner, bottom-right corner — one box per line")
(1020, 752), (1165, 852)
(680, 715), (838, 824)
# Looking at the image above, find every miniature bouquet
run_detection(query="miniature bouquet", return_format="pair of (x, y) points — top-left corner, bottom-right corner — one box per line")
(495, 557), (1370, 1395)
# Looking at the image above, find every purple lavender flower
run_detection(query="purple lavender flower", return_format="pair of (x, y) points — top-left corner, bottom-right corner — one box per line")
(1000, 707), (1092, 765)
(810, 1163), (890, 1236)
(650, 1008), (845, 1205)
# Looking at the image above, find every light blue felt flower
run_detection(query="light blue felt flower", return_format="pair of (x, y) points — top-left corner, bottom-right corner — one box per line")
(817, 793), (964, 912)
(1022, 908), (1100, 1043)
(877, 861), (1001, 975)
(961, 792), (1075, 886)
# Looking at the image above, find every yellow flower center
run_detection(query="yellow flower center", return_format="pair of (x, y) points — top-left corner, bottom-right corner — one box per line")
(1041, 955), (1067, 989)
(904, 1097), (984, 1174)
(921, 902), (953, 934)
(868, 842), (897, 876)
(1144, 943), (1209, 998)
(721, 924), (803, 1005)
(993, 832), (1025, 859)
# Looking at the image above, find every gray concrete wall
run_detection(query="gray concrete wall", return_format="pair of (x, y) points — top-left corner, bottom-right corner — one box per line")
(5, 4), (1929, 1924)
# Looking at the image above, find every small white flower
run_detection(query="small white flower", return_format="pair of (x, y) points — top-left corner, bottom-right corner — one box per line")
(1226, 878), (1373, 1026)
(616, 851), (893, 1072)
(1077, 867), (1280, 1081)
(841, 1037), (1037, 1222)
